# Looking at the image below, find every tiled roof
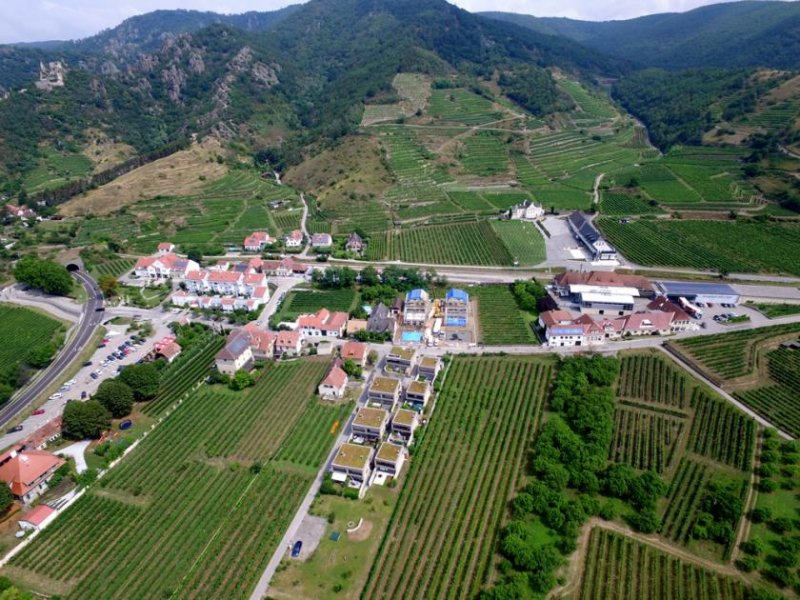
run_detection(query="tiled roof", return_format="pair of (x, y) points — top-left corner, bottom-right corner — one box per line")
(21, 504), (55, 526)
(0, 450), (65, 497)
(275, 330), (301, 347)
(341, 341), (367, 361)
(322, 361), (348, 389)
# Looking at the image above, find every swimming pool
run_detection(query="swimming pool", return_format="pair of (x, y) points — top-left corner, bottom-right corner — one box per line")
(401, 331), (423, 342)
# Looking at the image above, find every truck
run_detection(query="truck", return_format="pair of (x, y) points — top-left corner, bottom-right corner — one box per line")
(678, 296), (703, 319)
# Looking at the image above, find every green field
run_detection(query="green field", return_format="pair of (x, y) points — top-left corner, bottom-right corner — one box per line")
(600, 191), (665, 215)
(598, 218), (800, 275)
(473, 284), (537, 345)
(490, 220), (546, 265)
(459, 131), (509, 176)
(746, 302), (800, 318)
(6, 359), (340, 599)
(427, 88), (502, 125)
(24, 148), (93, 194)
(363, 355), (553, 599)
(272, 288), (358, 323)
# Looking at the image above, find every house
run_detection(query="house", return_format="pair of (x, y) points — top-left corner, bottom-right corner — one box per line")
(262, 257), (309, 278)
(215, 332), (254, 375)
(417, 356), (441, 381)
(444, 289), (469, 327)
(285, 229), (304, 248)
(506, 199), (544, 221)
(346, 232), (364, 254)
(156, 341), (182, 363)
(241, 323), (276, 360)
(647, 296), (698, 331)
(540, 310), (605, 347)
(391, 409), (419, 443)
(0, 448), (65, 505)
(553, 271), (655, 299)
(297, 309), (349, 338)
(620, 311), (676, 336)
(319, 360), (349, 398)
(5, 204), (37, 222)
(22, 417), (62, 450)
(386, 346), (417, 374)
(368, 376), (401, 411)
(567, 212), (617, 262)
(538, 309), (575, 330)
(134, 253), (200, 281)
(243, 231), (274, 253)
(341, 340), (368, 367)
(330, 443), (374, 484)
(19, 504), (57, 532)
(275, 330), (303, 357)
(310, 233), (333, 248)
(403, 289), (431, 325)
(374, 442), (405, 477)
(157, 242), (175, 255)
(352, 407), (389, 441)
(367, 303), (396, 336)
(405, 380), (430, 409)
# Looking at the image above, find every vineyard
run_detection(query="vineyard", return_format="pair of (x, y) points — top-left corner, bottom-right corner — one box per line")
(609, 405), (685, 473)
(473, 285), (537, 345)
(600, 191), (664, 215)
(427, 88), (503, 125)
(597, 218), (800, 276)
(489, 220), (546, 265)
(578, 527), (750, 599)
(660, 458), (713, 544)
(0, 305), (63, 390)
(687, 390), (755, 471)
(616, 353), (690, 409)
(363, 356), (553, 600)
(459, 132), (509, 176)
(734, 345), (800, 437)
(8, 359), (336, 599)
(273, 288), (359, 322)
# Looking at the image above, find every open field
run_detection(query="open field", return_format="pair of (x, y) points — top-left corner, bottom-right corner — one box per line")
(272, 289), (359, 324)
(59, 138), (227, 217)
(578, 527), (749, 599)
(598, 218), (800, 275)
(6, 359), (334, 599)
(0, 304), (64, 396)
(363, 355), (553, 600)
(489, 220), (546, 265)
(473, 285), (537, 345)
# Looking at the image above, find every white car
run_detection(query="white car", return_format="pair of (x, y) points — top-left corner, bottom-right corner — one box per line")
(65, 379), (76, 386)
(49, 392), (63, 400)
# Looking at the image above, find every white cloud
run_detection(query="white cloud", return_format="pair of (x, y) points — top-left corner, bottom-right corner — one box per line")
(0, 0), (770, 44)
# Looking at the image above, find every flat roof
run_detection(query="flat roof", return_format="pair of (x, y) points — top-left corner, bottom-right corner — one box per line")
(407, 380), (429, 395)
(393, 409), (417, 427)
(657, 281), (738, 296)
(354, 407), (388, 429)
(332, 443), (373, 469)
(371, 376), (401, 394)
(570, 284), (640, 297)
(376, 442), (403, 463)
(419, 356), (439, 368)
(389, 346), (417, 361)
(580, 292), (635, 305)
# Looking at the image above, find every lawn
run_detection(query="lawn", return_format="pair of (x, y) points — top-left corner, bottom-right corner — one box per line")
(272, 288), (358, 324)
(5, 359), (342, 599)
(473, 284), (538, 345)
(490, 220), (546, 265)
(24, 147), (93, 194)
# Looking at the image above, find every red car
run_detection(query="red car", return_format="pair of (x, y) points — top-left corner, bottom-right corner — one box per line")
(33, 408), (45, 416)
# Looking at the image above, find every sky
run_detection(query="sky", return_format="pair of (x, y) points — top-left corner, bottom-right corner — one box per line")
(0, 0), (764, 44)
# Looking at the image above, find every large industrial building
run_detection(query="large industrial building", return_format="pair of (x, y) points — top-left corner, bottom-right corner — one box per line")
(567, 212), (617, 262)
(656, 281), (740, 306)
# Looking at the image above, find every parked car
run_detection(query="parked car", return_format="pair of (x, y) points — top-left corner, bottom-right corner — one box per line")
(6, 425), (23, 434)
(49, 392), (63, 400)
(90, 373), (99, 380)
(32, 408), (45, 416)
(83, 361), (93, 367)
(81, 391), (87, 399)
(291, 541), (303, 558)
(119, 419), (133, 430)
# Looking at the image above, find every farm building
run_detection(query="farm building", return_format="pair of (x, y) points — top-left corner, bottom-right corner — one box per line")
(567, 212), (617, 262)
(19, 504), (57, 531)
(403, 289), (431, 325)
(444, 289), (469, 327)
(368, 376), (401, 411)
(318, 360), (349, 399)
(0, 447), (65, 505)
(656, 281), (740, 306)
(157, 242), (175, 255)
(352, 407), (389, 441)
(391, 409), (419, 444)
(579, 291), (635, 316)
(647, 296), (696, 331)
(417, 356), (441, 381)
(367, 303), (397, 336)
(374, 443), (406, 477)
(330, 443), (374, 484)
(405, 380), (431, 409)
(553, 271), (655, 298)
(275, 330), (303, 357)
(506, 199), (544, 221)
(386, 346), (417, 374)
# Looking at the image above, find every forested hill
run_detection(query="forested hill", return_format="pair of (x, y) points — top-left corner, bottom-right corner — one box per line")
(481, 1), (800, 69)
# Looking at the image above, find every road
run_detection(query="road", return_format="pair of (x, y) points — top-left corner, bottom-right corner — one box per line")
(0, 270), (103, 429)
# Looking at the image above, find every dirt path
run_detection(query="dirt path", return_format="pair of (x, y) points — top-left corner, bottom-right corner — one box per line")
(732, 433), (761, 564)
(592, 173), (605, 205)
(549, 518), (748, 599)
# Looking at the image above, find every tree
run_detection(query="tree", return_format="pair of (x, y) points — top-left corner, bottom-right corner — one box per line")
(94, 379), (134, 418)
(119, 363), (160, 401)
(0, 484), (12, 514)
(360, 265), (379, 286)
(13, 256), (73, 296)
(341, 358), (362, 379)
(62, 400), (111, 439)
(367, 350), (379, 366)
(229, 370), (255, 391)
(98, 275), (119, 297)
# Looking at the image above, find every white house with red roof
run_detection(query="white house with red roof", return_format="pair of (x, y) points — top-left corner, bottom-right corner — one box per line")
(0, 447), (65, 505)
(5, 204), (37, 222)
(157, 242), (175, 255)
(318, 360), (349, 398)
(340, 340), (368, 367)
(243, 231), (274, 253)
(19, 504), (57, 531)
(297, 309), (349, 338)
(284, 229), (304, 248)
(262, 257), (309, 277)
(540, 307), (686, 347)
(275, 330), (303, 357)
(134, 253), (199, 281)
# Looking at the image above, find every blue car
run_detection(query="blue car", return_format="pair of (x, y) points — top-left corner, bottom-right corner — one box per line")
(291, 541), (302, 558)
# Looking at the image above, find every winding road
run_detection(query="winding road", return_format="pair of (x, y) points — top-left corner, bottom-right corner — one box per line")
(0, 270), (104, 429)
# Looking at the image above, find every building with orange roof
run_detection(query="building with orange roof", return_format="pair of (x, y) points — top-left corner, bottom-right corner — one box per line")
(340, 340), (368, 366)
(243, 231), (274, 253)
(0, 448), (65, 504)
(284, 229), (304, 248)
(19, 504), (57, 531)
(297, 309), (349, 338)
(318, 360), (349, 398)
(157, 242), (175, 255)
(275, 330), (303, 357)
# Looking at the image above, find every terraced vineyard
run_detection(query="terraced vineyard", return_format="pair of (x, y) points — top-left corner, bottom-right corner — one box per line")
(598, 218), (800, 276)
(363, 355), (553, 600)
(687, 390), (755, 470)
(600, 191), (664, 215)
(473, 285), (537, 345)
(578, 527), (749, 600)
(734, 345), (800, 436)
(8, 359), (333, 599)
(460, 131), (509, 176)
(427, 88), (503, 125)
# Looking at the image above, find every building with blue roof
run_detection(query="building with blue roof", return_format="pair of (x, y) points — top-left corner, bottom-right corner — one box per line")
(403, 289), (431, 325)
(444, 288), (470, 327)
(657, 281), (740, 305)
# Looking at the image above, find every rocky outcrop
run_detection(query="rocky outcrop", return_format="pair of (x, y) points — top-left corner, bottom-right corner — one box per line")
(161, 63), (187, 103)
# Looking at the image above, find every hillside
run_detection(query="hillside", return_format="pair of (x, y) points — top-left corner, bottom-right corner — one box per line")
(482, 1), (800, 69)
